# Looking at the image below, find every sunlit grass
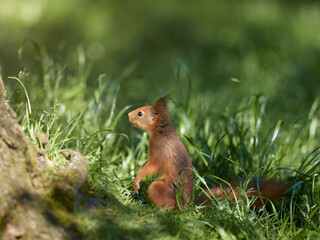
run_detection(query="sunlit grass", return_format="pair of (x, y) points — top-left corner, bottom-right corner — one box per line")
(2, 1), (320, 238)
(6, 46), (320, 239)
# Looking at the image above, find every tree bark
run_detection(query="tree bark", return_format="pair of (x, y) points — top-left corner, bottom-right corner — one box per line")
(0, 72), (87, 239)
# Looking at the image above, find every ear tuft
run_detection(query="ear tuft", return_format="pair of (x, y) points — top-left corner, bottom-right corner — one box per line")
(152, 94), (172, 114)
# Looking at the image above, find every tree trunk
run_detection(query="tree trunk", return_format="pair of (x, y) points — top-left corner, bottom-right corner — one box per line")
(0, 72), (87, 239)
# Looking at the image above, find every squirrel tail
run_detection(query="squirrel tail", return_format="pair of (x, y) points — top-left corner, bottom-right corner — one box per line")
(195, 178), (287, 207)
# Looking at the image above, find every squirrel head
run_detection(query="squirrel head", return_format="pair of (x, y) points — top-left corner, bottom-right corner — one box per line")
(128, 95), (172, 133)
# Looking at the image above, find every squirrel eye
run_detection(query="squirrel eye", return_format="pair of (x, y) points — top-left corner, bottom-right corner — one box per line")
(137, 111), (144, 117)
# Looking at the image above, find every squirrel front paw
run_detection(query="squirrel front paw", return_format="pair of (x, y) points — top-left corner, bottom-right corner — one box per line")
(133, 181), (140, 195)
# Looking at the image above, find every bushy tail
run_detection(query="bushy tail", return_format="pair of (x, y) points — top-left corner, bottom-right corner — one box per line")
(195, 178), (287, 207)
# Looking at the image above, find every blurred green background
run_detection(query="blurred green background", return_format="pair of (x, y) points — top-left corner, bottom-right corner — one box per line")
(1, 2), (320, 237)
(1, 0), (320, 119)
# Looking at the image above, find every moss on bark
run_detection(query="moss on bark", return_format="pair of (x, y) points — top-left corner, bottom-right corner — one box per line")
(0, 72), (88, 239)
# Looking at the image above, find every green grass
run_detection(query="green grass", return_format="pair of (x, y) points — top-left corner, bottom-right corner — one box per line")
(2, 1), (320, 238)
(6, 48), (320, 239)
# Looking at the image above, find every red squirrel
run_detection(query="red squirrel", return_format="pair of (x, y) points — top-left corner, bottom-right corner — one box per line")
(128, 96), (287, 209)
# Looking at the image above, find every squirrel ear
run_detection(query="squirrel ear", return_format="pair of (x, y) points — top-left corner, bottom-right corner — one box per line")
(152, 94), (172, 115)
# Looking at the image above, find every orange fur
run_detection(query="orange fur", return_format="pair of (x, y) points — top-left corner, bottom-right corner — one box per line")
(195, 178), (287, 207)
(128, 96), (286, 209)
